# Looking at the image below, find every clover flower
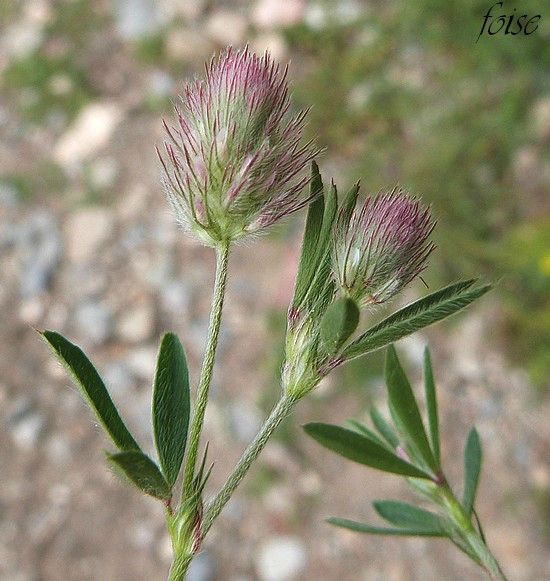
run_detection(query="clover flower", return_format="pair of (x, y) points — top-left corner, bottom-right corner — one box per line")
(333, 189), (435, 306)
(158, 47), (320, 246)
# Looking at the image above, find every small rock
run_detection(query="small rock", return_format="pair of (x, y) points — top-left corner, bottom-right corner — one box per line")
(126, 345), (158, 380)
(206, 12), (248, 46)
(117, 303), (155, 343)
(256, 536), (307, 581)
(54, 102), (123, 169)
(164, 0), (206, 21)
(2, 21), (44, 60)
(102, 362), (134, 398)
(113, 0), (162, 40)
(166, 28), (214, 63)
(229, 399), (263, 443)
(251, 33), (288, 62)
(88, 158), (119, 191)
(64, 207), (115, 262)
(18, 297), (46, 325)
(252, 0), (305, 29)
(160, 280), (191, 316)
(74, 300), (113, 345)
(18, 211), (62, 298)
(147, 69), (174, 98)
(187, 552), (217, 581)
(10, 411), (46, 452)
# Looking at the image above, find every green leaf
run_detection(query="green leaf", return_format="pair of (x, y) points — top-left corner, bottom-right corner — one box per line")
(152, 333), (190, 487)
(385, 346), (437, 473)
(292, 161), (325, 308)
(320, 297), (360, 354)
(328, 517), (447, 537)
(373, 500), (447, 535)
(463, 427), (482, 515)
(370, 407), (400, 449)
(342, 280), (491, 360)
(423, 347), (441, 465)
(304, 423), (431, 479)
(40, 330), (139, 452)
(107, 450), (171, 500)
(338, 181), (360, 228)
(346, 419), (388, 449)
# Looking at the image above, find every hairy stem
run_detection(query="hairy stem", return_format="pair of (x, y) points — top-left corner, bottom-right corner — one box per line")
(183, 242), (230, 499)
(167, 553), (191, 581)
(202, 393), (298, 535)
(438, 483), (508, 580)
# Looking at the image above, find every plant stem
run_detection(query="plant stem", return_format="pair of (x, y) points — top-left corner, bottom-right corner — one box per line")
(183, 241), (230, 499)
(438, 483), (508, 580)
(167, 553), (191, 581)
(202, 393), (298, 536)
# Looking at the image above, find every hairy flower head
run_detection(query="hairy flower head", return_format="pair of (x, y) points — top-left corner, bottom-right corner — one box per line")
(158, 46), (320, 246)
(332, 189), (435, 306)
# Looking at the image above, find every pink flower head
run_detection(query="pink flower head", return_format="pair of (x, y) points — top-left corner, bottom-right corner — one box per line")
(158, 47), (320, 246)
(332, 189), (435, 306)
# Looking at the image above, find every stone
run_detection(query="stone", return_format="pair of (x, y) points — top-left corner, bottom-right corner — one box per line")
(251, 33), (288, 62)
(160, 280), (191, 316)
(64, 207), (115, 262)
(54, 102), (123, 168)
(229, 399), (263, 444)
(206, 12), (248, 46)
(166, 28), (214, 63)
(187, 552), (217, 581)
(117, 303), (155, 343)
(256, 536), (307, 581)
(9, 409), (46, 452)
(88, 158), (119, 191)
(252, 0), (305, 29)
(126, 345), (158, 380)
(113, 0), (162, 40)
(18, 211), (62, 298)
(74, 300), (113, 345)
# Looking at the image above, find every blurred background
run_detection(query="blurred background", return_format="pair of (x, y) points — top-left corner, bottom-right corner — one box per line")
(1, 1), (549, 579)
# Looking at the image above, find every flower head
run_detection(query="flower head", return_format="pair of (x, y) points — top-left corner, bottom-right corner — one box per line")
(158, 47), (320, 246)
(332, 189), (435, 306)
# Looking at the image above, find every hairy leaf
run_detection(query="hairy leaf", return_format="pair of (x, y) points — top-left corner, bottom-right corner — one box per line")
(370, 407), (400, 449)
(463, 427), (482, 515)
(386, 346), (437, 473)
(304, 423), (431, 478)
(107, 450), (171, 500)
(153, 333), (190, 487)
(292, 161), (325, 308)
(320, 297), (360, 354)
(329, 517), (447, 537)
(423, 347), (441, 465)
(41, 330), (139, 452)
(373, 500), (447, 535)
(342, 280), (491, 360)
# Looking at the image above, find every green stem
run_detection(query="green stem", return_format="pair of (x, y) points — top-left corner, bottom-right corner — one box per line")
(202, 393), (298, 536)
(183, 242), (230, 499)
(438, 483), (508, 580)
(167, 553), (191, 581)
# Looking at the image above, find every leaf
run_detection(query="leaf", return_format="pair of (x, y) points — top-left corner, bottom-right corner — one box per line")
(346, 419), (388, 449)
(328, 517), (447, 537)
(342, 280), (491, 360)
(292, 161), (325, 308)
(463, 427), (482, 515)
(152, 333), (190, 487)
(304, 423), (431, 479)
(373, 500), (447, 535)
(320, 297), (360, 354)
(107, 450), (171, 500)
(370, 407), (400, 449)
(40, 330), (139, 452)
(385, 346), (437, 473)
(423, 347), (441, 465)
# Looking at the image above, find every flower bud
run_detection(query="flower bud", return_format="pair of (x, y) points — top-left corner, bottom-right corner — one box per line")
(332, 189), (435, 306)
(158, 47), (320, 246)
